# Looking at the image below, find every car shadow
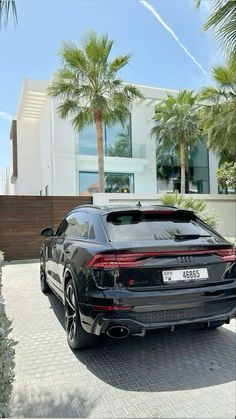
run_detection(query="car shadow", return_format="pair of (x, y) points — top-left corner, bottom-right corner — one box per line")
(48, 293), (236, 393)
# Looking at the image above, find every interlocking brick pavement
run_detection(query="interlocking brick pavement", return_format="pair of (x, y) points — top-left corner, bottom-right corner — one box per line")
(2, 262), (236, 418)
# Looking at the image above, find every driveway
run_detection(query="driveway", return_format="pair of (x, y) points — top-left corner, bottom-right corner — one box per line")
(2, 262), (236, 418)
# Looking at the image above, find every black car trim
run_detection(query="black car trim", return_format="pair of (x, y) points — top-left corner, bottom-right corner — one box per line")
(92, 306), (236, 336)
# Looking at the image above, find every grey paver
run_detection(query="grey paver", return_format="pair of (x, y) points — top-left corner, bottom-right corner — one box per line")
(2, 262), (236, 418)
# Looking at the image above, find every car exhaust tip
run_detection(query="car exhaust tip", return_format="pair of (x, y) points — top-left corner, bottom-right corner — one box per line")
(107, 326), (130, 339)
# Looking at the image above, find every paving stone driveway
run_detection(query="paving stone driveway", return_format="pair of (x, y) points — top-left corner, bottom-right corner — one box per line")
(2, 262), (236, 418)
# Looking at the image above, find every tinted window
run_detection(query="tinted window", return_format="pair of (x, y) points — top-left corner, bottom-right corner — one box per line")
(65, 212), (90, 239)
(106, 211), (216, 241)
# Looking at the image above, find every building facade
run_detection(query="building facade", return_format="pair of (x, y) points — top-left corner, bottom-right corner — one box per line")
(8, 79), (219, 196)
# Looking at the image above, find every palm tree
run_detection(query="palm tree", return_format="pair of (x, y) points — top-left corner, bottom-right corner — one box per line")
(198, 54), (236, 159)
(195, 0), (236, 56)
(151, 90), (201, 194)
(48, 32), (143, 192)
(0, 0), (17, 28)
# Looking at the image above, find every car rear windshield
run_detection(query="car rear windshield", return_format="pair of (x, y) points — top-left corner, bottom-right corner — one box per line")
(105, 210), (217, 242)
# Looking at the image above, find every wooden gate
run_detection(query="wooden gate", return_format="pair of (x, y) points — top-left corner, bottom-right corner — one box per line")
(0, 195), (92, 261)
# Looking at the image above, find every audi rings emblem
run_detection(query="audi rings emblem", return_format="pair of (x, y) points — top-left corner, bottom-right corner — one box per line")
(177, 256), (194, 263)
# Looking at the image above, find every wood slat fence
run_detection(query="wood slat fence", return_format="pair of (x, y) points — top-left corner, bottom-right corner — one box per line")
(0, 195), (92, 261)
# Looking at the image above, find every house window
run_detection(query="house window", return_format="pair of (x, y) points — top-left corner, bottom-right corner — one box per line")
(76, 116), (132, 158)
(76, 124), (97, 156)
(156, 141), (210, 194)
(105, 116), (132, 157)
(78, 172), (134, 195)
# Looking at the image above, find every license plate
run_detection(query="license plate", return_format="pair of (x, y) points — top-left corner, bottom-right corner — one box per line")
(162, 268), (208, 283)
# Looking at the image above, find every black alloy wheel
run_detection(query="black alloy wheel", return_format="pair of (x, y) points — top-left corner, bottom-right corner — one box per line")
(65, 278), (99, 350)
(40, 254), (50, 293)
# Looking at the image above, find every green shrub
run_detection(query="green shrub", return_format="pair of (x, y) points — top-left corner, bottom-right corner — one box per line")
(217, 162), (236, 193)
(161, 192), (218, 228)
(0, 251), (16, 418)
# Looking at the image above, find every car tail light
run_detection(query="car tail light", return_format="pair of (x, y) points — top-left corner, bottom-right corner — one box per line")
(86, 253), (151, 268)
(87, 248), (236, 269)
(213, 248), (236, 262)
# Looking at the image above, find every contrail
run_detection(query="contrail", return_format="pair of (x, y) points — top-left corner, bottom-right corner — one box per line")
(0, 111), (13, 120)
(140, 0), (207, 75)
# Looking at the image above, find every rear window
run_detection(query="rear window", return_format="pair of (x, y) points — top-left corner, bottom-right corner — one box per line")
(106, 211), (216, 242)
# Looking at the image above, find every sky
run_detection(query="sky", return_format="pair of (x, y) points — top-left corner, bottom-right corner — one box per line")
(0, 0), (223, 192)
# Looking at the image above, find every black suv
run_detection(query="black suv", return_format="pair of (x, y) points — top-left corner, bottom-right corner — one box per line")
(40, 205), (236, 349)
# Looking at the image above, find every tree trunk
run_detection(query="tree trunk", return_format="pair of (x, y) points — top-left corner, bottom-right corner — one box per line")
(180, 142), (186, 194)
(94, 111), (105, 192)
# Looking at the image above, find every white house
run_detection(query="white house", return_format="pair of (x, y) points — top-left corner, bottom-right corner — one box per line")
(8, 79), (219, 196)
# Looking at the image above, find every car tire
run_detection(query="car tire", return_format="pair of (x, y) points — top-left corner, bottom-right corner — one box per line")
(65, 278), (99, 350)
(40, 254), (51, 293)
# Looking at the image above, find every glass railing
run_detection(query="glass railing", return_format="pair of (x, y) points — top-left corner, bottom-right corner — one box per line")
(76, 143), (146, 159)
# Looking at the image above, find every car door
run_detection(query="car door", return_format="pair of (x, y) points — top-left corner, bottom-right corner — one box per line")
(46, 218), (68, 295)
(57, 211), (90, 288)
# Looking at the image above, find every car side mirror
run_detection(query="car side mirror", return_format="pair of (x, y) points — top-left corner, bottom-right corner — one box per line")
(41, 227), (55, 237)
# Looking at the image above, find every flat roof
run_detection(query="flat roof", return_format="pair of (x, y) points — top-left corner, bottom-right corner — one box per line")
(16, 78), (179, 121)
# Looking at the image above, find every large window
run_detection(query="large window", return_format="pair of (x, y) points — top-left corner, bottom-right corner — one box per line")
(75, 116), (132, 158)
(156, 141), (210, 194)
(188, 141), (209, 193)
(78, 172), (134, 195)
(106, 211), (216, 242)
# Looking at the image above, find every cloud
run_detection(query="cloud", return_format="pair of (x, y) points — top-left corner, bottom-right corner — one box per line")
(140, 0), (207, 76)
(0, 111), (13, 120)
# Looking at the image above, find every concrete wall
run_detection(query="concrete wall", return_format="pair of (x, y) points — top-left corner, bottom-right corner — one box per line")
(93, 193), (236, 238)
(38, 99), (53, 195)
(13, 119), (41, 195)
(52, 102), (77, 196)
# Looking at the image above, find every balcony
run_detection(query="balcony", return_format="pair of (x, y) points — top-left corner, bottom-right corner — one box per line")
(76, 142), (146, 159)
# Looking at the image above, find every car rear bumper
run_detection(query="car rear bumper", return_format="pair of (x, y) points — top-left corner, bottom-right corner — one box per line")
(80, 279), (236, 336)
(92, 300), (236, 336)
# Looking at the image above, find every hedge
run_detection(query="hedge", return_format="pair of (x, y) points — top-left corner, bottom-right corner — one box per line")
(0, 251), (16, 418)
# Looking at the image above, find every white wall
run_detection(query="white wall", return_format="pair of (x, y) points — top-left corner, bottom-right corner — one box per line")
(131, 99), (157, 193)
(52, 103), (77, 195)
(209, 151), (219, 193)
(38, 99), (53, 195)
(13, 119), (41, 195)
(93, 193), (236, 238)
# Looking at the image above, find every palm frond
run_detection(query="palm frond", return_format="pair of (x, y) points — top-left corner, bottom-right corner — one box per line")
(161, 192), (218, 228)
(57, 100), (79, 119)
(71, 108), (93, 131)
(199, 56), (236, 158)
(211, 64), (234, 87)
(123, 84), (145, 100)
(83, 31), (113, 66)
(0, 0), (17, 28)
(108, 54), (132, 75)
(60, 42), (87, 71)
(202, 0), (236, 55)
(47, 80), (75, 99)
